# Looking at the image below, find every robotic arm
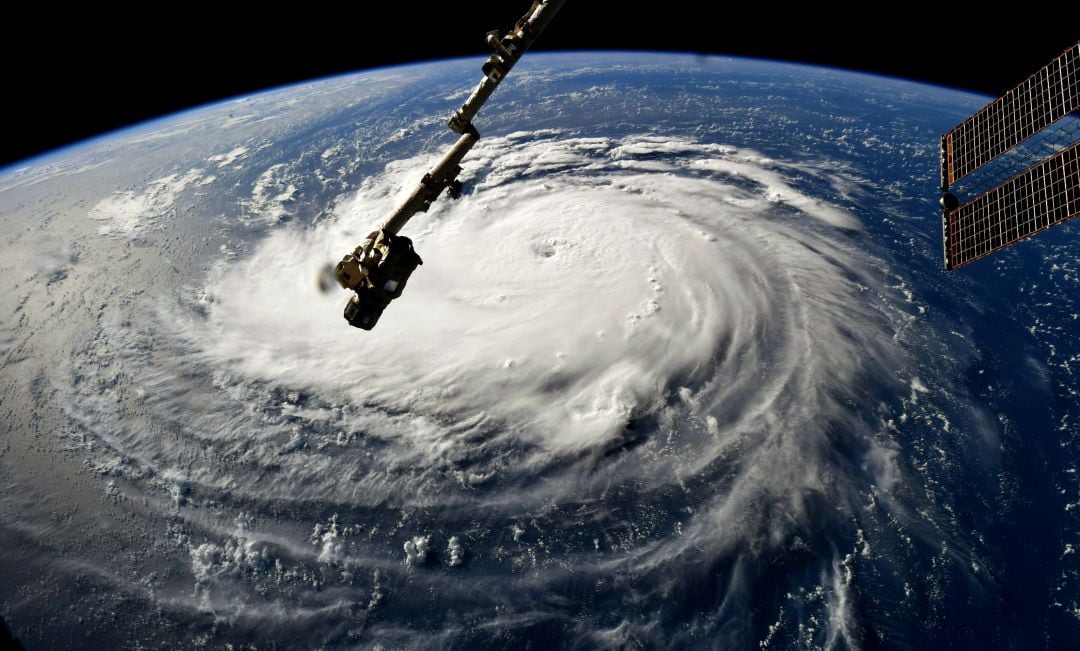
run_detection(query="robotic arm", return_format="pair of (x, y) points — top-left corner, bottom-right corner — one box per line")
(334, 0), (569, 330)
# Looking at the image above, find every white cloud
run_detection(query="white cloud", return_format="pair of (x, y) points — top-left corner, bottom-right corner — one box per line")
(243, 164), (298, 224)
(404, 535), (430, 566)
(208, 146), (249, 168)
(88, 168), (204, 237)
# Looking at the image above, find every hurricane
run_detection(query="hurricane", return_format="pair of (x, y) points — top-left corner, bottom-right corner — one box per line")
(10, 50), (1079, 649)
(53, 128), (985, 648)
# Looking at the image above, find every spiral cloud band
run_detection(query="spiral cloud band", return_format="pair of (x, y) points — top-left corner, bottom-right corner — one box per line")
(196, 131), (877, 458)
(65, 130), (939, 647)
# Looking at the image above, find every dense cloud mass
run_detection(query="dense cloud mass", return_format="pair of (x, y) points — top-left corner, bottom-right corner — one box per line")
(196, 133), (875, 456)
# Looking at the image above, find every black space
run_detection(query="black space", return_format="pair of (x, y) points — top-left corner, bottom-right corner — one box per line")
(5, 3), (1075, 169)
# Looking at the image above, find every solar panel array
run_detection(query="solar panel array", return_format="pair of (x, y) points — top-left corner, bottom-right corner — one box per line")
(941, 42), (1080, 269)
(946, 142), (1079, 268)
(942, 43), (1079, 186)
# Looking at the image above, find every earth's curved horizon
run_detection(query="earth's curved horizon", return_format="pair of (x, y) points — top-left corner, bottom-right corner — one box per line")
(1, 52), (1077, 649)
(1, 52), (994, 176)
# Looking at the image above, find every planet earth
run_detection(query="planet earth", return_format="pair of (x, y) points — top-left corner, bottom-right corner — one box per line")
(1, 52), (1078, 649)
